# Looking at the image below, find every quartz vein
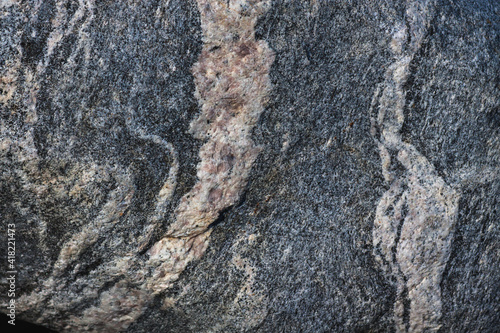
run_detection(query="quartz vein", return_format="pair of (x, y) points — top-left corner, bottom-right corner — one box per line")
(370, 1), (460, 332)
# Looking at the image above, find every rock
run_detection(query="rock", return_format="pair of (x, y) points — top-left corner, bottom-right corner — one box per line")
(0, 0), (498, 332)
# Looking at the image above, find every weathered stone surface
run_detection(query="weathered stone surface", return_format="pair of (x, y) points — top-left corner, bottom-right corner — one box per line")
(0, 0), (498, 332)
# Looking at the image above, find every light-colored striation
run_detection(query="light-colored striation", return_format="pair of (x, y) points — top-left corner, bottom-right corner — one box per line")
(7, 1), (142, 329)
(64, 283), (150, 333)
(0, 0), (17, 8)
(52, 170), (134, 277)
(224, 233), (269, 331)
(14, 164), (136, 313)
(13, 1), (274, 331)
(125, 121), (180, 253)
(0, 0), (21, 104)
(145, 0), (274, 294)
(0, 56), (20, 105)
(63, 0), (275, 329)
(370, 1), (460, 332)
(24, 0), (96, 118)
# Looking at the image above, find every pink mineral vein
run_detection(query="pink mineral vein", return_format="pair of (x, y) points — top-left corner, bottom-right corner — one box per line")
(146, 0), (274, 294)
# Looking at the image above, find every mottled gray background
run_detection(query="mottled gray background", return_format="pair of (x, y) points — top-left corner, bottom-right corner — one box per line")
(1, 0), (498, 332)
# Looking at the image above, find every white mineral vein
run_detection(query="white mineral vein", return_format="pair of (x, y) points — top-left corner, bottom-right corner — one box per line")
(370, 1), (460, 332)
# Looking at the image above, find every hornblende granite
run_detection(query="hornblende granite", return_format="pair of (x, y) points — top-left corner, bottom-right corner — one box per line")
(0, 0), (498, 332)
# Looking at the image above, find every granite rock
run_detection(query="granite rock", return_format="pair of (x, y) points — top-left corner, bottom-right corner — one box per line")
(0, 0), (498, 332)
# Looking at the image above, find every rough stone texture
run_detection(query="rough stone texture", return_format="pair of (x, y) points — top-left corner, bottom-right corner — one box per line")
(0, 0), (498, 332)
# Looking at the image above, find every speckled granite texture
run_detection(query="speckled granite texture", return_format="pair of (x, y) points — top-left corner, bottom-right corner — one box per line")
(0, 0), (498, 332)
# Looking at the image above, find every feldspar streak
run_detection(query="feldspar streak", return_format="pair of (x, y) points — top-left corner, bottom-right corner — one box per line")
(145, 0), (274, 294)
(8, 0), (273, 331)
(371, 1), (459, 332)
(54, 0), (274, 329)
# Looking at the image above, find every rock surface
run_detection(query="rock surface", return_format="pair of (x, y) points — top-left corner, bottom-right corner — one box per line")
(0, 0), (498, 332)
